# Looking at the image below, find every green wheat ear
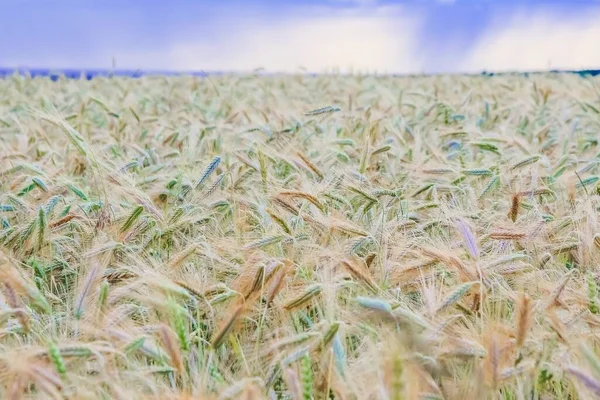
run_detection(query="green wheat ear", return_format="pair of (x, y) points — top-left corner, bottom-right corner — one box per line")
(391, 351), (405, 400)
(258, 147), (268, 194)
(37, 206), (47, 250)
(511, 154), (541, 170)
(171, 302), (189, 352)
(437, 281), (479, 314)
(49, 342), (67, 379)
(98, 279), (109, 314)
(19, 218), (36, 249)
(32, 177), (48, 192)
(479, 175), (500, 199)
(589, 274), (599, 314)
(44, 195), (62, 215)
(300, 353), (314, 400)
(196, 156), (221, 188)
(120, 205), (144, 233)
(68, 183), (88, 200)
(321, 322), (340, 349)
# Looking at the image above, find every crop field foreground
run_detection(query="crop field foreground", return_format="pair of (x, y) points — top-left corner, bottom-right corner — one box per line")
(2, 73), (600, 399)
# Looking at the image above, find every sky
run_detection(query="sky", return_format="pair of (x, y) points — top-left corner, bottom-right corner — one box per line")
(1, 0), (600, 74)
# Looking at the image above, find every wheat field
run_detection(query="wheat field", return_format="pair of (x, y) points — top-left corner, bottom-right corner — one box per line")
(1, 72), (600, 399)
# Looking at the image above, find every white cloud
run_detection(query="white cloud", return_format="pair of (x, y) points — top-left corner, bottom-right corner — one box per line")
(117, 7), (425, 74)
(461, 10), (600, 73)
(6, 2), (600, 76)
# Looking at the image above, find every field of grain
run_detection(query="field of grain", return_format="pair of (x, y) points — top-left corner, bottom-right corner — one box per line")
(1, 72), (600, 399)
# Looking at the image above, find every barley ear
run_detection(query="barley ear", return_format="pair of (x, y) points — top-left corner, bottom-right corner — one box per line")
(158, 324), (184, 374)
(509, 193), (520, 222)
(515, 292), (533, 348)
(212, 304), (245, 349)
(436, 282), (479, 314)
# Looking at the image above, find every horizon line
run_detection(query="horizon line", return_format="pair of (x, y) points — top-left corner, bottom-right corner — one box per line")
(1, 67), (600, 80)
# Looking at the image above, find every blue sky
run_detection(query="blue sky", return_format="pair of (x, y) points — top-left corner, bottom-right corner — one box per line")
(2, 0), (600, 74)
